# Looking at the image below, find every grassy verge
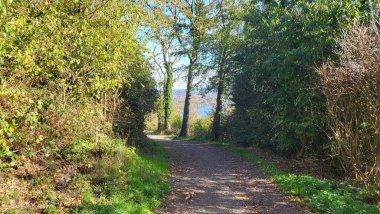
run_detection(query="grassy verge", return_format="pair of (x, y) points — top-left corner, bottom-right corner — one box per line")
(209, 141), (380, 214)
(173, 136), (194, 141)
(72, 139), (169, 214)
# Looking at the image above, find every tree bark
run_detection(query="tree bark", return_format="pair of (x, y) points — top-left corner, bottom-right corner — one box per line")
(180, 61), (194, 136)
(212, 74), (224, 139)
(296, 135), (306, 159)
(212, 48), (227, 139)
(157, 97), (165, 132)
(163, 60), (173, 131)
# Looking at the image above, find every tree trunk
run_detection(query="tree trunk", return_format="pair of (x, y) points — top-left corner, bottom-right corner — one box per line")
(180, 62), (194, 136)
(163, 55), (173, 131)
(212, 49), (226, 140)
(212, 75), (224, 139)
(157, 97), (165, 132)
(296, 135), (306, 159)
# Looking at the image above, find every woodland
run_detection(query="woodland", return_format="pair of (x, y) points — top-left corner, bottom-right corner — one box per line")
(0, 0), (379, 213)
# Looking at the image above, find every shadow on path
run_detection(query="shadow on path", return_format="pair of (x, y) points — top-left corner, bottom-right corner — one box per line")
(149, 134), (311, 214)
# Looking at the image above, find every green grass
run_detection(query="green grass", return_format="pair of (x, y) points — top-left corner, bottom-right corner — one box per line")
(72, 140), (169, 214)
(146, 130), (178, 140)
(154, 133), (192, 141)
(173, 135), (194, 141)
(148, 130), (163, 135)
(209, 141), (380, 214)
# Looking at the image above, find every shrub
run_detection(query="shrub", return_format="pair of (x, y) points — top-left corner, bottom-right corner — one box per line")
(112, 70), (158, 148)
(170, 113), (182, 134)
(229, 0), (360, 157)
(191, 117), (212, 140)
(0, 1), (157, 211)
(0, 0), (156, 163)
(145, 113), (159, 131)
(317, 22), (380, 186)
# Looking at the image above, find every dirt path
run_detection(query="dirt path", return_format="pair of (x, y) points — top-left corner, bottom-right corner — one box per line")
(149, 135), (310, 214)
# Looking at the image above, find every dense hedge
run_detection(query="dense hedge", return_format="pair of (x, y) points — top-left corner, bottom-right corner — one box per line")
(226, 0), (379, 185)
(0, 0), (156, 165)
(229, 0), (361, 157)
(0, 1), (156, 211)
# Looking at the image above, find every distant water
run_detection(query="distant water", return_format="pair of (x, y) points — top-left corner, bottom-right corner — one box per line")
(196, 105), (213, 118)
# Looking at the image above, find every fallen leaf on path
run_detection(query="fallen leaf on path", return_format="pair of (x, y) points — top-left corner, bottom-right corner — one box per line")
(184, 191), (194, 201)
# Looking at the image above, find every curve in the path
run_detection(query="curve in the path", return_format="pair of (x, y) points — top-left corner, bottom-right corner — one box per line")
(150, 135), (310, 214)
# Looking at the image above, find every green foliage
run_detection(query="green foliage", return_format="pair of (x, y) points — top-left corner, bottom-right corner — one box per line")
(156, 97), (165, 132)
(203, 0), (243, 140)
(145, 0), (177, 132)
(210, 141), (380, 214)
(229, 0), (362, 156)
(0, 0), (158, 211)
(191, 117), (212, 140)
(0, 0), (156, 163)
(163, 66), (173, 130)
(169, 113), (183, 134)
(168, 0), (212, 137)
(112, 69), (158, 148)
(75, 140), (169, 214)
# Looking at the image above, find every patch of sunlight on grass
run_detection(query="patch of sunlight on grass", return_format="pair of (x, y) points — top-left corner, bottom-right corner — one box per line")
(72, 140), (169, 214)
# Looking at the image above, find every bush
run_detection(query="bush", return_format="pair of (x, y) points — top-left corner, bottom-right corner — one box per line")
(317, 22), (380, 186)
(229, 0), (360, 157)
(169, 113), (182, 134)
(0, 1), (157, 211)
(112, 70), (158, 148)
(145, 113), (159, 131)
(191, 117), (212, 140)
(0, 0), (156, 164)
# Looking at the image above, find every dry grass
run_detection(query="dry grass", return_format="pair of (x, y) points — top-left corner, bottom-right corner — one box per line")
(317, 21), (380, 186)
(0, 157), (89, 212)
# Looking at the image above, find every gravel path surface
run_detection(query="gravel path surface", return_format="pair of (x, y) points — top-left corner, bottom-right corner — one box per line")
(149, 135), (311, 214)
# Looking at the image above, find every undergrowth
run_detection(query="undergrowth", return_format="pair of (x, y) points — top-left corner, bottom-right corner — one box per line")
(210, 141), (380, 214)
(72, 139), (169, 214)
